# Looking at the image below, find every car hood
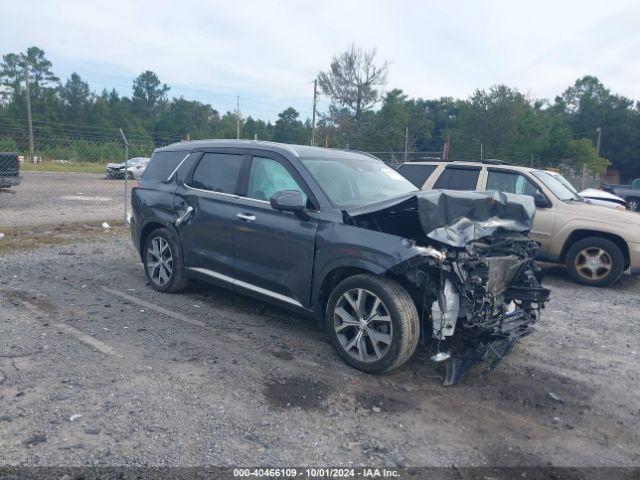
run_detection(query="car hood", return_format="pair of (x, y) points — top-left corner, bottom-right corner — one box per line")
(106, 162), (125, 169)
(344, 190), (536, 248)
(563, 199), (639, 221)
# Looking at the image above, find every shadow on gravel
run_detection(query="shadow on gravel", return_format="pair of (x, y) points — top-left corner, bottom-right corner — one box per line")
(263, 376), (332, 411)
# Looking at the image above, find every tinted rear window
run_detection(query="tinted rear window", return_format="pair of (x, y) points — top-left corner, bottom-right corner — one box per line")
(396, 164), (436, 188)
(142, 150), (189, 180)
(433, 167), (480, 190)
(190, 153), (244, 194)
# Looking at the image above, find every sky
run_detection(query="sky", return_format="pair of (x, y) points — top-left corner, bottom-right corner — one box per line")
(1, 0), (639, 121)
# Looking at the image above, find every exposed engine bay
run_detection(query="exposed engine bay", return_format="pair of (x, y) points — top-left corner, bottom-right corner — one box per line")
(345, 190), (551, 385)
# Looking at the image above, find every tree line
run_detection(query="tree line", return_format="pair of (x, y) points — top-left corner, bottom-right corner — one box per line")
(1, 45), (638, 177)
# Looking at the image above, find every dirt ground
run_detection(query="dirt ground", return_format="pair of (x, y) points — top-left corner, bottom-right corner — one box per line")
(0, 172), (131, 228)
(0, 229), (638, 468)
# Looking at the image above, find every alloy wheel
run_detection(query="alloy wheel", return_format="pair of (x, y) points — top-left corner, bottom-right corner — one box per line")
(334, 288), (393, 363)
(147, 236), (173, 286)
(575, 247), (612, 281)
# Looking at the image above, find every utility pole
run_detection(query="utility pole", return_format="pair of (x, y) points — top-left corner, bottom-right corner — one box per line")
(236, 95), (240, 140)
(404, 127), (409, 162)
(480, 143), (483, 161)
(311, 79), (318, 146)
(595, 127), (602, 156)
(23, 59), (34, 161)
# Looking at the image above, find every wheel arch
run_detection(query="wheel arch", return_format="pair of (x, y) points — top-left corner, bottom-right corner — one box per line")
(138, 220), (179, 261)
(560, 229), (630, 269)
(313, 260), (386, 328)
(312, 258), (421, 329)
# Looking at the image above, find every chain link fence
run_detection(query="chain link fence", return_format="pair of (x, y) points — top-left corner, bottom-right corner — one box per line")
(0, 125), (609, 235)
(0, 128), (183, 232)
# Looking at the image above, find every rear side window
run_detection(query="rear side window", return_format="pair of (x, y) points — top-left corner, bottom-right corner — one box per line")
(433, 167), (480, 190)
(190, 153), (244, 194)
(396, 164), (436, 188)
(142, 150), (188, 180)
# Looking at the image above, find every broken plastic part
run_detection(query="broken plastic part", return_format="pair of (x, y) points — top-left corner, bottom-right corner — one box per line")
(431, 351), (451, 362)
(432, 278), (459, 339)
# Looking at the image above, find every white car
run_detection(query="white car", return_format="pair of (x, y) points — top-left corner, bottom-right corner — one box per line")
(545, 171), (627, 210)
(579, 188), (628, 210)
(105, 157), (150, 179)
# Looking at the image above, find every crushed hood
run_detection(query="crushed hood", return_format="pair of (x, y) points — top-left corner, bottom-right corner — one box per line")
(345, 190), (536, 248)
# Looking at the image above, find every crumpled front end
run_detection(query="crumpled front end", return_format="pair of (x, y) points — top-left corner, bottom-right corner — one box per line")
(345, 190), (551, 385)
(394, 233), (549, 385)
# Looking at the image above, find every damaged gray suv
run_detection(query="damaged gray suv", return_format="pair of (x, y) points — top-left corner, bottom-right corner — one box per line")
(130, 140), (550, 384)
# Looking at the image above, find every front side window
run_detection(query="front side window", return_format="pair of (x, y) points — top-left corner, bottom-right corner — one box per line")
(486, 170), (542, 196)
(302, 156), (417, 208)
(433, 167), (481, 190)
(247, 156), (307, 203)
(190, 153), (244, 194)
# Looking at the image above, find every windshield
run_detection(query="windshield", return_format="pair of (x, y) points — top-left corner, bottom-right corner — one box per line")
(532, 171), (582, 202)
(302, 156), (418, 208)
(550, 172), (579, 195)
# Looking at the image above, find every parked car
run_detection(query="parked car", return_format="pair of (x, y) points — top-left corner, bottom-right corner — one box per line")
(0, 151), (21, 192)
(604, 178), (640, 211)
(105, 157), (150, 179)
(130, 141), (549, 385)
(396, 160), (640, 286)
(579, 188), (627, 210)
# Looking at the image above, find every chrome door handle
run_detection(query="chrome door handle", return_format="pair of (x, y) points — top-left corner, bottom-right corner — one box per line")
(175, 205), (194, 226)
(236, 213), (256, 222)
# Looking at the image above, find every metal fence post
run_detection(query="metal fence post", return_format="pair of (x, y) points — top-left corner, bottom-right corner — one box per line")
(119, 129), (129, 223)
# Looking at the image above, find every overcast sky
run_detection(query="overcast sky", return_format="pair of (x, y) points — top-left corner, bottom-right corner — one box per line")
(2, 0), (639, 121)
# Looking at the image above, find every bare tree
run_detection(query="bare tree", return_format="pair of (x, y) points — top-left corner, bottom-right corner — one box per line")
(318, 44), (389, 144)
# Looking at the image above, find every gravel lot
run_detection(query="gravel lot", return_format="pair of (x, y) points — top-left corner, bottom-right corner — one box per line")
(0, 231), (638, 468)
(0, 172), (131, 227)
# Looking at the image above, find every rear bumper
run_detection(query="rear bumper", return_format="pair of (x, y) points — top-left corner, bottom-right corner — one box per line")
(0, 176), (21, 188)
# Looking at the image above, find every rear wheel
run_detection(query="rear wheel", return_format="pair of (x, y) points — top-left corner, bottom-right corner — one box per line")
(143, 228), (189, 293)
(565, 237), (624, 287)
(326, 274), (419, 374)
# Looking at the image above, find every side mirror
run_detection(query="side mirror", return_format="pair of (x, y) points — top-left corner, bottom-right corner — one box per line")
(270, 190), (307, 216)
(533, 192), (551, 208)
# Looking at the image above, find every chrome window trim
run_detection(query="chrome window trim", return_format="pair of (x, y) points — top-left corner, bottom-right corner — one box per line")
(165, 153), (191, 182)
(188, 267), (303, 307)
(184, 183), (241, 199)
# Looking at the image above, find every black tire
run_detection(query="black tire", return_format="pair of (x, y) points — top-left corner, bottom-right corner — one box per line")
(127, 171), (134, 180)
(142, 227), (189, 293)
(565, 237), (624, 287)
(626, 197), (639, 212)
(326, 274), (419, 374)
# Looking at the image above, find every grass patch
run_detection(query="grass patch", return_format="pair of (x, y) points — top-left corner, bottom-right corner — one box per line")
(0, 220), (129, 255)
(21, 162), (107, 174)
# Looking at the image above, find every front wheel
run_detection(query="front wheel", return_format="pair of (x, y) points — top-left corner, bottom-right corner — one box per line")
(565, 237), (624, 287)
(326, 274), (419, 374)
(142, 228), (189, 293)
(627, 198), (639, 212)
